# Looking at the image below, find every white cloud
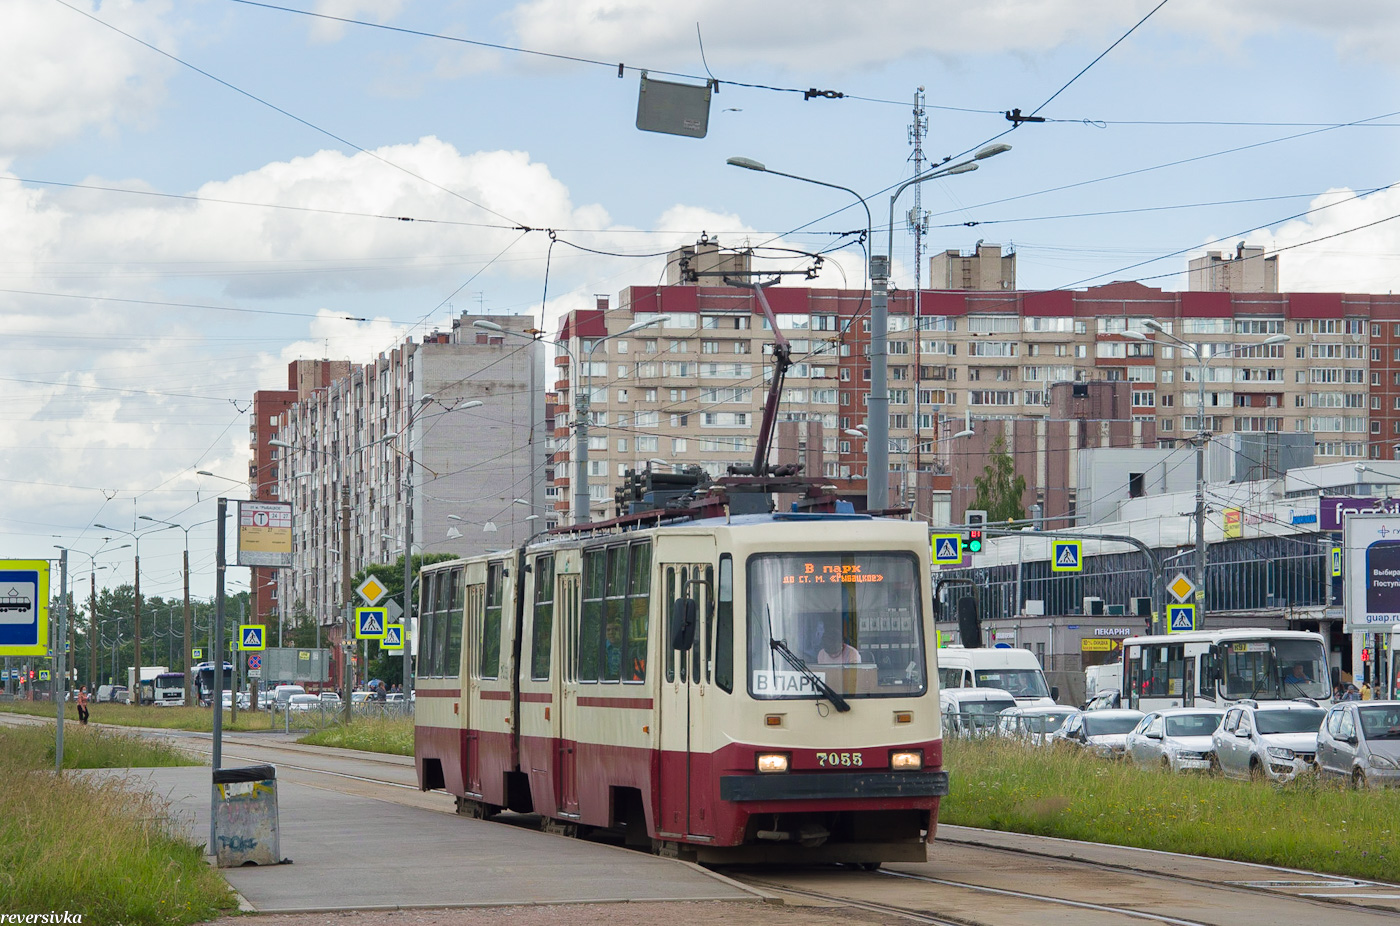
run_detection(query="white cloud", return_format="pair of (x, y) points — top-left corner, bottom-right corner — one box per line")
(0, 0), (176, 156)
(309, 0), (409, 43)
(503, 0), (1400, 74)
(1240, 186), (1400, 294)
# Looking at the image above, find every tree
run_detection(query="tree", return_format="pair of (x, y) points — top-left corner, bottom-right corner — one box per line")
(971, 433), (1026, 523)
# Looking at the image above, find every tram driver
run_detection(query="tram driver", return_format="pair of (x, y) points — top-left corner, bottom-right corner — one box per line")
(817, 621), (862, 665)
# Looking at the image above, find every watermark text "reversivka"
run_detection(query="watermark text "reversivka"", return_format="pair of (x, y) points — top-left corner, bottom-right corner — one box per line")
(1, 915), (82, 924)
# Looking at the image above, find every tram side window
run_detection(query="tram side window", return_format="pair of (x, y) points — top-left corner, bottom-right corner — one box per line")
(714, 554), (733, 693)
(419, 573), (437, 678)
(627, 542), (650, 682)
(531, 554), (555, 681)
(695, 564), (711, 683)
(579, 549), (606, 682)
(444, 567), (464, 678)
(603, 546), (628, 681)
(433, 569), (453, 677)
(664, 566), (676, 684)
(480, 561), (504, 679)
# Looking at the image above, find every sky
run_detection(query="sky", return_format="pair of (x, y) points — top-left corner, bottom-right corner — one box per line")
(3, 0), (1400, 603)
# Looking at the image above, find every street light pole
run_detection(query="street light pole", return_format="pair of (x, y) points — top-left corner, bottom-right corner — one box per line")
(139, 516), (212, 706)
(728, 145), (1008, 512)
(94, 522), (175, 705)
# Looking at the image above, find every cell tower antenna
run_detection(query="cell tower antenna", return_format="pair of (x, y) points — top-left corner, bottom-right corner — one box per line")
(907, 86), (929, 516)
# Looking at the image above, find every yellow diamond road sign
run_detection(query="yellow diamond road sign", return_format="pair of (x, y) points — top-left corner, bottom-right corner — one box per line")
(357, 575), (388, 606)
(1168, 573), (1196, 603)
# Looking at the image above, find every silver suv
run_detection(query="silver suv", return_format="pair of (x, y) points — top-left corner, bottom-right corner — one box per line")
(1212, 701), (1326, 782)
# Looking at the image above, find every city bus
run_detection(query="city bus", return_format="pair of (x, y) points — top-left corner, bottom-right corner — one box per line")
(1121, 628), (1331, 712)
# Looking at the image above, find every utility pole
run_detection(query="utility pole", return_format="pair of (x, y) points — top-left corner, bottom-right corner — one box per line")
(182, 544), (192, 706)
(909, 86), (928, 517)
(55, 549), (68, 773)
(210, 497), (227, 856)
(89, 573), (98, 692)
(402, 450), (414, 698)
(574, 380), (591, 524)
(341, 484), (353, 725)
(133, 548), (142, 705)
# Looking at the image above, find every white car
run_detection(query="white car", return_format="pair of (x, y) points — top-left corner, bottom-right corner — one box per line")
(996, 706), (1076, 746)
(318, 691), (342, 703)
(1212, 701), (1326, 782)
(286, 694), (322, 712)
(1125, 708), (1224, 772)
(940, 687), (1017, 738)
(1053, 709), (1145, 759)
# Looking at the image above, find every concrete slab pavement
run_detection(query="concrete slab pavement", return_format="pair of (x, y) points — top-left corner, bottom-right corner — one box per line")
(94, 767), (761, 913)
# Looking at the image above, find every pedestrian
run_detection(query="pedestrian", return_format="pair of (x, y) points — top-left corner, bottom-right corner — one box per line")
(1361, 681), (1373, 701)
(1342, 683), (1361, 702)
(76, 686), (89, 725)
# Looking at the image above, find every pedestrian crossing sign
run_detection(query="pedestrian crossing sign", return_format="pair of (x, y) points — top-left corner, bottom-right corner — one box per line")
(931, 534), (963, 566)
(38, 669), (50, 681)
(355, 607), (388, 640)
(1331, 546), (1342, 578)
(1051, 539), (1083, 572)
(1167, 603), (1197, 633)
(382, 623), (404, 650)
(192, 648), (203, 659)
(238, 624), (266, 651)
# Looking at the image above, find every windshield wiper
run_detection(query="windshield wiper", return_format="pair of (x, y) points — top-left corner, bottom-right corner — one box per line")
(768, 609), (850, 713)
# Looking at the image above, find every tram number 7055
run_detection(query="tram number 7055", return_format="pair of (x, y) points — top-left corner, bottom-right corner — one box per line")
(816, 751), (864, 767)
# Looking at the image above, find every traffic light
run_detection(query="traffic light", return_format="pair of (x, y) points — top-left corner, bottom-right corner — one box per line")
(961, 529), (983, 553)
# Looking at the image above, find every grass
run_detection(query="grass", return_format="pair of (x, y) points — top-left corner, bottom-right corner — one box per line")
(298, 715), (413, 755)
(0, 698), (275, 732)
(0, 724), (236, 925)
(939, 738), (1399, 882)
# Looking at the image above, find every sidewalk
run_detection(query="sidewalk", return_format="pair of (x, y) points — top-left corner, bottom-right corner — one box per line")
(97, 767), (761, 913)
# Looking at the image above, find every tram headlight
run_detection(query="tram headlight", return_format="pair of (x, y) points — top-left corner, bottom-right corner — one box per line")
(890, 750), (923, 770)
(756, 752), (790, 774)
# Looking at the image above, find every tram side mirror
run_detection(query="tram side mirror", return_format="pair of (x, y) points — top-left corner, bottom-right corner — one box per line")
(670, 598), (698, 652)
(1051, 686), (1060, 702)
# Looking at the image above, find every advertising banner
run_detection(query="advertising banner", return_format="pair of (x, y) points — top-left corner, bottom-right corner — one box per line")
(1344, 512), (1400, 631)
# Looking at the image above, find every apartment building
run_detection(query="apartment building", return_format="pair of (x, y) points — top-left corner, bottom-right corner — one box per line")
(269, 315), (543, 650)
(551, 257), (1400, 525)
(1188, 243), (1279, 293)
(929, 242), (1017, 291)
(248, 360), (348, 630)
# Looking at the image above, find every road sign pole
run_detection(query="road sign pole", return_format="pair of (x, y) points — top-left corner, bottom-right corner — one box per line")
(55, 549), (67, 774)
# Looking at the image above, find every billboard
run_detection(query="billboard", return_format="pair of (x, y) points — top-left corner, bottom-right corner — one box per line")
(236, 501), (293, 567)
(1344, 512), (1400, 631)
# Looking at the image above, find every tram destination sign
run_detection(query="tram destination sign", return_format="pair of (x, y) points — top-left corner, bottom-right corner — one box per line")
(1343, 512), (1400, 632)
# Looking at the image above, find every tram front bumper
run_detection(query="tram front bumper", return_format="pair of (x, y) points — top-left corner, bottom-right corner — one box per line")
(719, 770), (950, 802)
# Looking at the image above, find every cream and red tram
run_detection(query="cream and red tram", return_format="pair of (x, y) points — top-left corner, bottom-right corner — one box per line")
(413, 511), (948, 864)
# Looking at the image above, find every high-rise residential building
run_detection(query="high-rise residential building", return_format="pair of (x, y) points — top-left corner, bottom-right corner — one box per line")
(929, 243), (1016, 291)
(552, 249), (1400, 527)
(1189, 243), (1279, 293)
(248, 359), (348, 635)
(267, 314), (543, 667)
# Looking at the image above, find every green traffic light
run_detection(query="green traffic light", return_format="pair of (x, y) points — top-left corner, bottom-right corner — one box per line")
(969, 540), (982, 552)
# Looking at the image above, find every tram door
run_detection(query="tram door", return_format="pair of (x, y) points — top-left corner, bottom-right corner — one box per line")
(463, 580), (486, 794)
(554, 572), (582, 815)
(658, 559), (715, 839)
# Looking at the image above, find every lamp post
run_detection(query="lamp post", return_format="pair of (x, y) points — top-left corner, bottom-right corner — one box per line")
(1126, 325), (1289, 627)
(139, 515), (214, 706)
(728, 144), (1008, 512)
(70, 545), (125, 690)
(93, 521), (176, 704)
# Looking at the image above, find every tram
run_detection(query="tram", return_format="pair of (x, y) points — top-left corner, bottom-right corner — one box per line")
(413, 509), (946, 864)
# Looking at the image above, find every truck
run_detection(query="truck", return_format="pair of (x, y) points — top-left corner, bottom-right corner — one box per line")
(127, 666), (169, 706)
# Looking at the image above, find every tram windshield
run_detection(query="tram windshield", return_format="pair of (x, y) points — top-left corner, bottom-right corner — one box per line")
(747, 551), (926, 700)
(1220, 638), (1329, 702)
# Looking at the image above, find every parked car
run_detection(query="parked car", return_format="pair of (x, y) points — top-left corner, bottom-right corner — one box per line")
(1212, 701), (1326, 782)
(269, 684), (307, 711)
(940, 687), (1017, 737)
(1083, 688), (1122, 711)
(1316, 700), (1400, 788)
(318, 691), (342, 703)
(385, 692), (405, 703)
(96, 684), (128, 703)
(995, 706), (1076, 746)
(1053, 709), (1145, 758)
(286, 694), (322, 712)
(1125, 708), (1224, 772)
(351, 690), (374, 705)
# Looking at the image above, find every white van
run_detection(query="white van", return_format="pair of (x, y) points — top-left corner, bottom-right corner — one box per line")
(936, 647), (1058, 706)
